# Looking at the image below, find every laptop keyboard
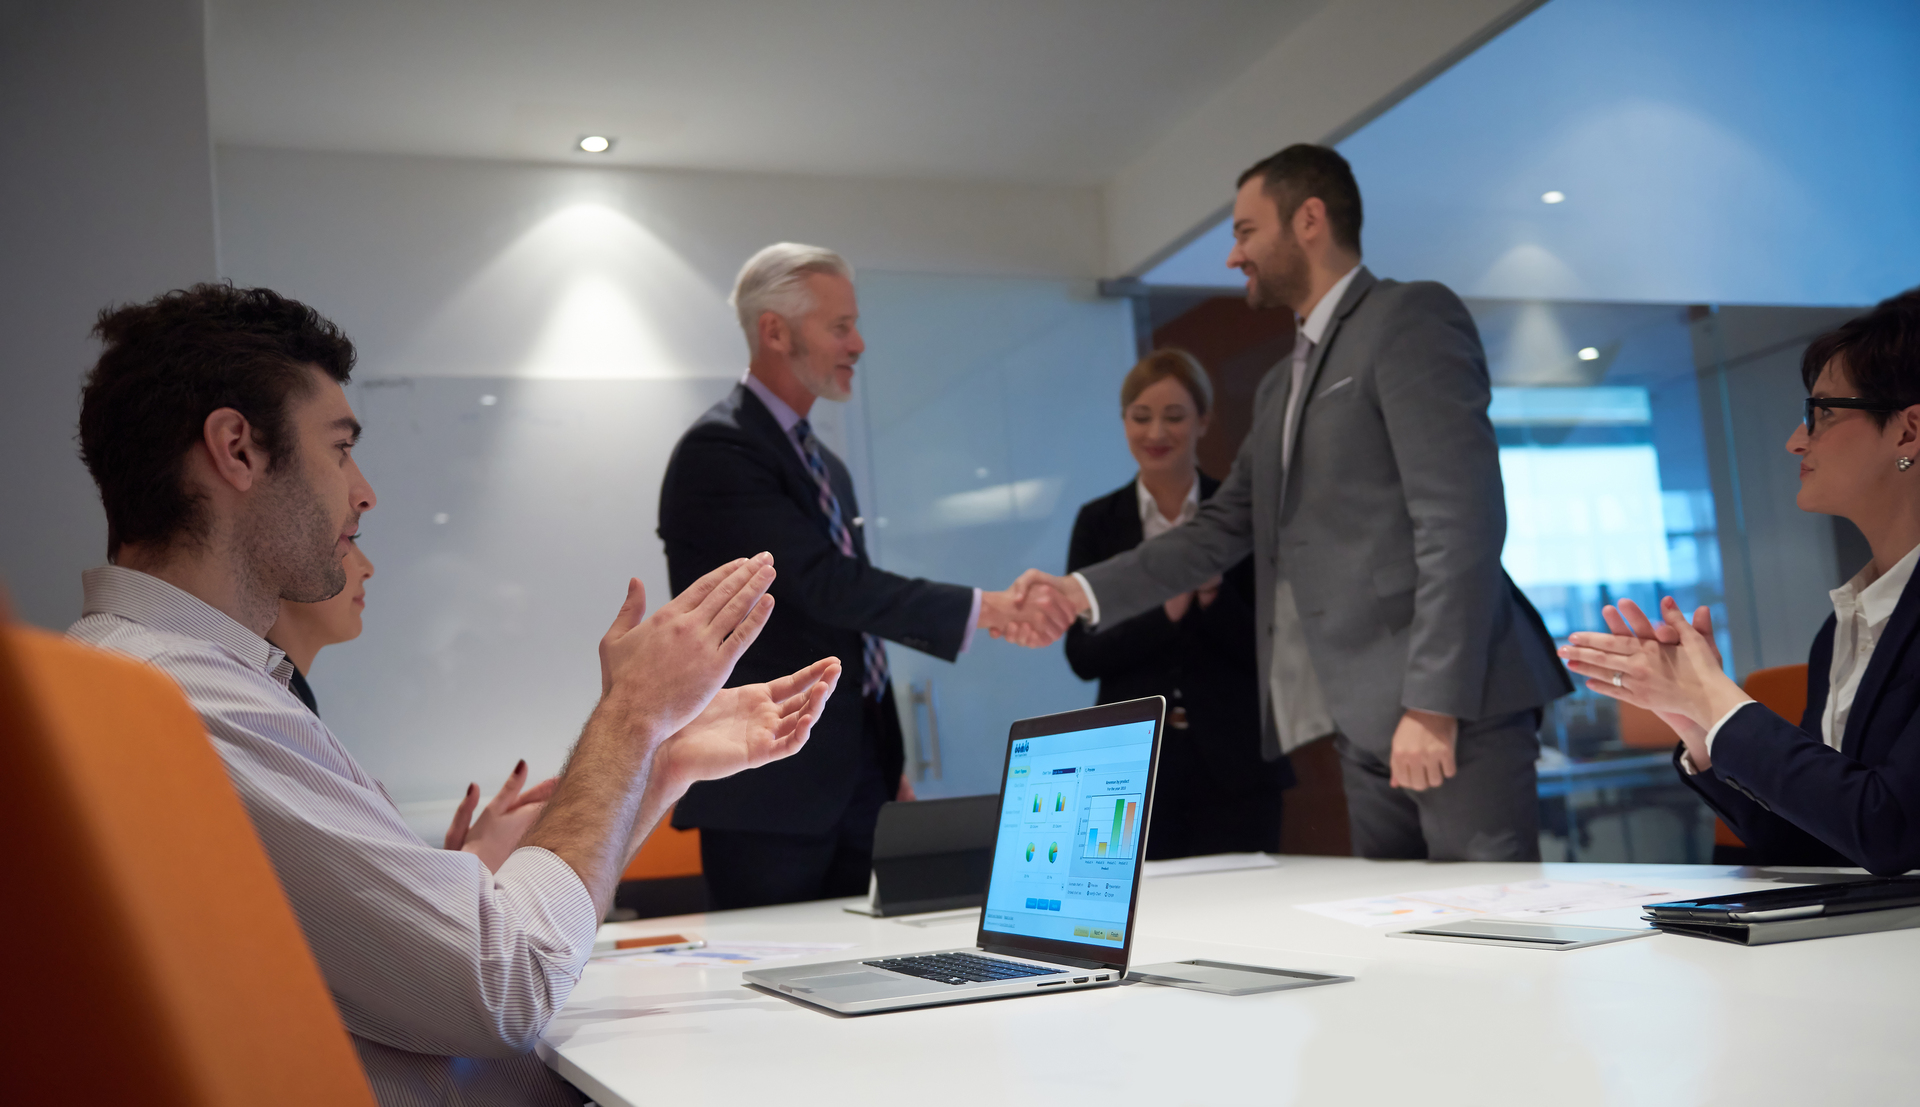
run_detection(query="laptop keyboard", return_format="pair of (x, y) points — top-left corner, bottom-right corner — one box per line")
(863, 952), (1058, 985)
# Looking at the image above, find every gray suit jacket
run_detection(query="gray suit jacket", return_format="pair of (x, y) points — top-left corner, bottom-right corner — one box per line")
(1079, 268), (1570, 759)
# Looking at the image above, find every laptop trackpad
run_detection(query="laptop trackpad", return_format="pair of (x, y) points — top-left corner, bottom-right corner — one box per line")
(788, 970), (923, 995)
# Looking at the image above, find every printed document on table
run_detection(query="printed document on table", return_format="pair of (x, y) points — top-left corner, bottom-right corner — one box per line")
(591, 941), (855, 966)
(1296, 879), (1676, 928)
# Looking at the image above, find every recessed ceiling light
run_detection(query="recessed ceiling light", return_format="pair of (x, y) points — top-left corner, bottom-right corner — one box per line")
(1577, 346), (1600, 360)
(578, 135), (613, 154)
(1541, 190), (1566, 204)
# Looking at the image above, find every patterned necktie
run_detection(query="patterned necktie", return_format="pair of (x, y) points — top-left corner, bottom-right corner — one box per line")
(794, 419), (890, 700)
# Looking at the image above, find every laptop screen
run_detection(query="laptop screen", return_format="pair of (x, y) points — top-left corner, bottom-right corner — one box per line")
(979, 711), (1159, 956)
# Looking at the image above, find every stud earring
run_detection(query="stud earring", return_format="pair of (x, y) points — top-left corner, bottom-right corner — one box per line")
(1900, 457), (1915, 472)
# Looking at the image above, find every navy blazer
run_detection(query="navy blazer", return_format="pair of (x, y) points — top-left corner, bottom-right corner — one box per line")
(1680, 567), (1920, 875)
(659, 385), (974, 835)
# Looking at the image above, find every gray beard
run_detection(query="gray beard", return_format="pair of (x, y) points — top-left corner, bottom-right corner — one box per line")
(246, 466), (346, 604)
(789, 333), (850, 402)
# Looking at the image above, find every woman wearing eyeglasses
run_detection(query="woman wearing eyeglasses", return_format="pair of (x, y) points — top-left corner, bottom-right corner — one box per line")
(1558, 289), (1920, 874)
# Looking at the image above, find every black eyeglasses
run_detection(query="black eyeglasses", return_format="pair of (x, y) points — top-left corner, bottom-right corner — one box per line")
(1804, 396), (1899, 433)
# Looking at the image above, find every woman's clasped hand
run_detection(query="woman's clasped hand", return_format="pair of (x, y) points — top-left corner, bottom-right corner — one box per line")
(1557, 596), (1755, 770)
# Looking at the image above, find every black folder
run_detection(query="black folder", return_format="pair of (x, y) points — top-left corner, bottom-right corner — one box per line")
(1643, 877), (1920, 945)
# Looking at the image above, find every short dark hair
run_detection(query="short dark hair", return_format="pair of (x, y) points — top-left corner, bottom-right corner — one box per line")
(1800, 287), (1920, 427)
(78, 283), (357, 558)
(1237, 144), (1363, 254)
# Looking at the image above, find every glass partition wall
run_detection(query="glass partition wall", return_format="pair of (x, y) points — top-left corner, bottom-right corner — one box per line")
(1117, 0), (1915, 861)
(1471, 300), (1727, 862)
(853, 0), (1914, 859)
(1116, 291), (1869, 863)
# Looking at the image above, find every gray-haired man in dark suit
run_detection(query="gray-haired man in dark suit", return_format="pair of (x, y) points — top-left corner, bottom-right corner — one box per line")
(1015, 145), (1570, 861)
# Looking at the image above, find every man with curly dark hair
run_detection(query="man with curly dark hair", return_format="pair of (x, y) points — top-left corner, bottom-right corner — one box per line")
(69, 283), (840, 1104)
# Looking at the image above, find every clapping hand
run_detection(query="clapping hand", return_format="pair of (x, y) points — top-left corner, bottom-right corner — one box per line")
(596, 554), (778, 740)
(653, 657), (841, 790)
(445, 759), (558, 872)
(1559, 596), (1747, 770)
(1164, 574), (1223, 622)
(1599, 598), (1718, 746)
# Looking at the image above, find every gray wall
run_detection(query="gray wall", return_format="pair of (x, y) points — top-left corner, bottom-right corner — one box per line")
(0, 0), (220, 628)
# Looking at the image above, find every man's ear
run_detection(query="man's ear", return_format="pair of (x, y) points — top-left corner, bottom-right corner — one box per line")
(201, 407), (267, 493)
(758, 311), (791, 358)
(1292, 196), (1328, 245)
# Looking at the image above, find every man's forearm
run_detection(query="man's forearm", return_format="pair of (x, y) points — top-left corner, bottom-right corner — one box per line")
(617, 758), (694, 874)
(524, 692), (671, 918)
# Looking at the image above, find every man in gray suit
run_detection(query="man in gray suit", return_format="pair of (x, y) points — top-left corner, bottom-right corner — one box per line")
(1015, 145), (1569, 861)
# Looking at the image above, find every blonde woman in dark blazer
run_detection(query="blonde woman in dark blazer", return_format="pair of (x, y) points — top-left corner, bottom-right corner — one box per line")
(1064, 350), (1291, 858)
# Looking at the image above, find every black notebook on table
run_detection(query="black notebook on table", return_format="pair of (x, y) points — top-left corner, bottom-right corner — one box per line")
(1643, 877), (1920, 945)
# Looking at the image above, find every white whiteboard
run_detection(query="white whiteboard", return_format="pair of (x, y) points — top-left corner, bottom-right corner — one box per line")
(314, 376), (734, 833)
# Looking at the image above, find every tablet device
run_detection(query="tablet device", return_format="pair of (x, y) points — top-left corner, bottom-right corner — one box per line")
(1387, 919), (1654, 949)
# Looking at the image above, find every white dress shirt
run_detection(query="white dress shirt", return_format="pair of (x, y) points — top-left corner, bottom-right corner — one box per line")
(1697, 542), (1920, 763)
(743, 372), (982, 647)
(1282, 264), (1362, 473)
(1074, 265), (1360, 627)
(1136, 475), (1200, 541)
(69, 566), (596, 1107)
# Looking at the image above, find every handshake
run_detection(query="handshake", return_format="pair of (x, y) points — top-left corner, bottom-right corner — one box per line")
(976, 570), (1093, 649)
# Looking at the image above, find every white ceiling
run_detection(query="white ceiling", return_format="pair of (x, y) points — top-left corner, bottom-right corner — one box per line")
(206, 0), (1329, 187)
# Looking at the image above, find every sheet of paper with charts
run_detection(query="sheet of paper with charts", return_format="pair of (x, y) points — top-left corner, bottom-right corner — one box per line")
(981, 721), (1156, 950)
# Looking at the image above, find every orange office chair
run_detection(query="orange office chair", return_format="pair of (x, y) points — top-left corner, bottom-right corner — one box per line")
(1744, 664), (1810, 728)
(615, 812), (709, 917)
(623, 818), (702, 884)
(0, 620), (375, 1105)
(1615, 699), (1681, 750)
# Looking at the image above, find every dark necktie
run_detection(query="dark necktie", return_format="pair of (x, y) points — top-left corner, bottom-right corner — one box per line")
(794, 419), (890, 700)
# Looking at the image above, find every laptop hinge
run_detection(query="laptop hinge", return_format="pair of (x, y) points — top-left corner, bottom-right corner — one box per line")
(980, 944), (1113, 971)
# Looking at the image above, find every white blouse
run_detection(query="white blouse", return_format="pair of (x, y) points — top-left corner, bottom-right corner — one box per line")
(1700, 540), (1919, 760)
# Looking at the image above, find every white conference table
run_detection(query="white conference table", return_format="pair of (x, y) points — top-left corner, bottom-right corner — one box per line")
(538, 857), (1920, 1106)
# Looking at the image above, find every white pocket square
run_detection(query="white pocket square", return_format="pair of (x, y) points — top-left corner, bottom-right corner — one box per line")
(1316, 376), (1354, 398)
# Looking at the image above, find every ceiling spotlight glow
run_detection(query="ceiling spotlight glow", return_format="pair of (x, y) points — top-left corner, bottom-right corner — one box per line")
(1577, 346), (1600, 360)
(578, 135), (612, 154)
(1541, 190), (1566, 204)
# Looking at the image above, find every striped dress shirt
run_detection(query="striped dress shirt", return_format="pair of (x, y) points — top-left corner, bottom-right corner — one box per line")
(69, 566), (595, 1106)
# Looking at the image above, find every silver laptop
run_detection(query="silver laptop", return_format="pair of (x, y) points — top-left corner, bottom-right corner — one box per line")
(746, 696), (1166, 1015)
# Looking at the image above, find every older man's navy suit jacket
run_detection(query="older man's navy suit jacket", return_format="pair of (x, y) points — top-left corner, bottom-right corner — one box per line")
(659, 385), (973, 836)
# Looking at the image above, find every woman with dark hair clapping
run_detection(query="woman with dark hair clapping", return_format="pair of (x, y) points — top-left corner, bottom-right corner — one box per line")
(1560, 288), (1920, 874)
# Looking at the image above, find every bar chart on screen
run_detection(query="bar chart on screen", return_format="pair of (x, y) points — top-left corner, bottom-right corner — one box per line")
(1082, 793), (1143, 860)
